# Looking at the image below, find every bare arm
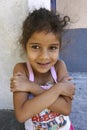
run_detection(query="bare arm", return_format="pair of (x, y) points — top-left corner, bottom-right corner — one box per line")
(48, 60), (75, 114)
(13, 86), (60, 122)
(10, 61), (75, 122)
(10, 63), (64, 122)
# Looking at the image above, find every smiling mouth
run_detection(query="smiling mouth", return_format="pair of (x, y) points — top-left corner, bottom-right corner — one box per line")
(37, 62), (50, 66)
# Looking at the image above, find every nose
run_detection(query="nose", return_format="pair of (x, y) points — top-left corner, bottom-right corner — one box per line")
(39, 49), (49, 60)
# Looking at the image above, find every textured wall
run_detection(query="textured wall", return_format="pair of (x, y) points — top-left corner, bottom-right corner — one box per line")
(28, 0), (50, 12)
(60, 28), (87, 72)
(0, 0), (28, 109)
(56, 0), (87, 72)
(56, 0), (87, 28)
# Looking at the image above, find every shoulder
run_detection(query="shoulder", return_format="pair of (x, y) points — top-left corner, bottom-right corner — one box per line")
(55, 60), (67, 71)
(55, 60), (68, 81)
(13, 62), (28, 76)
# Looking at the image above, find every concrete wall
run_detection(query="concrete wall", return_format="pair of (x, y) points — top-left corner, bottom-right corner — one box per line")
(56, 0), (87, 29)
(0, 0), (28, 109)
(60, 28), (87, 72)
(28, 0), (50, 12)
(56, 0), (87, 72)
(0, 0), (87, 109)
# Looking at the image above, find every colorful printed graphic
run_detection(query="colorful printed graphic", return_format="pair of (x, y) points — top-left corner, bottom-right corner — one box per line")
(32, 109), (68, 130)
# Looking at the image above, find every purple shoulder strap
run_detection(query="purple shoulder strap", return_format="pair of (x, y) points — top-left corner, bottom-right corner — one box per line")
(26, 62), (57, 83)
(50, 66), (57, 83)
(26, 62), (34, 81)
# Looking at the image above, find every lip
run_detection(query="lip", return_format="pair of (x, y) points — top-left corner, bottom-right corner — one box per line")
(37, 62), (50, 67)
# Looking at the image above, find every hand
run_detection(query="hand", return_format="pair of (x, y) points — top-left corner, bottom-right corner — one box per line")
(59, 76), (75, 99)
(10, 72), (29, 92)
(56, 81), (75, 99)
(60, 76), (73, 82)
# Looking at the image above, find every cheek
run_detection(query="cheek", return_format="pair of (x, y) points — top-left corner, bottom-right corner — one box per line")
(27, 53), (35, 60)
(27, 51), (38, 61)
(52, 52), (59, 60)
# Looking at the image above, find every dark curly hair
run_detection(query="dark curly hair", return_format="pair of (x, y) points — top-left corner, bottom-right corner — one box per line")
(20, 8), (70, 50)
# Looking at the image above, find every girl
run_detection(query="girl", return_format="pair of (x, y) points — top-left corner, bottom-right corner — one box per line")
(10, 8), (75, 130)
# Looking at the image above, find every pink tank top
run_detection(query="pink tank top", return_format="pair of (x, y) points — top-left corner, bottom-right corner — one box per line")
(26, 62), (57, 89)
(25, 62), (74, 130)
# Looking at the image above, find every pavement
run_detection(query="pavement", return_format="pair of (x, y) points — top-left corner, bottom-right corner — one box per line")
(0, 72), (87, 130)
(70, 72), (87, 130)
(0, 110), (24, 130)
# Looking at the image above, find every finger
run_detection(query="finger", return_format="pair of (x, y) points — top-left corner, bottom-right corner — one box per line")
(10, 88), (15, 92)
(64, 77), (73, 82)
(10, 77), (14, 81)
(69, 95), (73, 100)
(10, 82), (14, 89)
(71, 95), (75, 100)
(15, 72), (25, 76)
(10, 84), (13, 91)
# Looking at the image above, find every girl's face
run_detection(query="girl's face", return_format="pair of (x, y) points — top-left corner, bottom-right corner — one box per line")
(26, 31), (60, 74)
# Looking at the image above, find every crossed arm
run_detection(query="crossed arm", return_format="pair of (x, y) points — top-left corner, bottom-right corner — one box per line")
(10, 61), (75, 122)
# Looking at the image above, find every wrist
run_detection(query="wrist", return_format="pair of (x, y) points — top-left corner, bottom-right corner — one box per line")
(29, 82), (44, 95)
(24, 81), (31, 92)
(54, 83), (62, 95)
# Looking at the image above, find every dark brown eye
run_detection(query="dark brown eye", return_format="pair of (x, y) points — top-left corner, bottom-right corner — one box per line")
(31, 45), (40, 49)
(49, 46), (59, 50)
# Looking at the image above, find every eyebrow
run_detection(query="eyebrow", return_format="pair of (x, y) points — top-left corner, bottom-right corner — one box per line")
(50, 43), (60, 46)
(28, 42), (60, 46)
(28, 42), (39, 45)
